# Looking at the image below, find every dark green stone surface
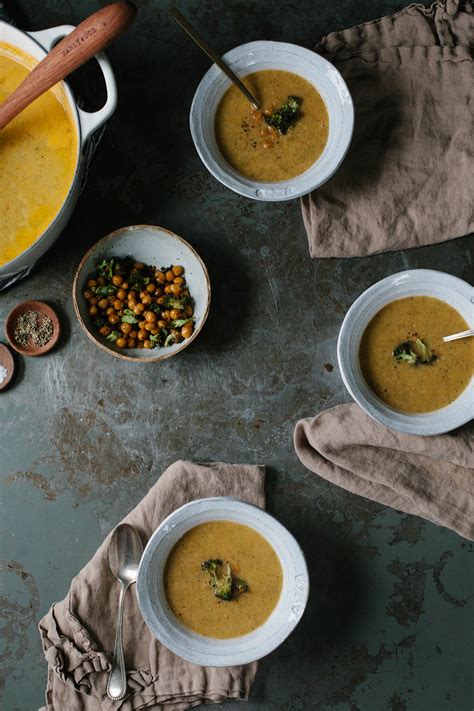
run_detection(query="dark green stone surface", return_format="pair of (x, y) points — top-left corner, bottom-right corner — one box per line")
(0, 2), (472, 709)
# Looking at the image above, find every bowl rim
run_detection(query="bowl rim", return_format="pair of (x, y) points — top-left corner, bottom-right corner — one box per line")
(337, 269), (474, 435)
(190, 39), (354, 202)
(136, 496), (309, 666)
(72, 225), (211, 363)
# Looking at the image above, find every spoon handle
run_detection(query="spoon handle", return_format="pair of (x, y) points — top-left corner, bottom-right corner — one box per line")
(170, 8), (260, 110)
(0, 2), (136, 131)
(107, 582), (129, 700)
(443, 328), (474, 343)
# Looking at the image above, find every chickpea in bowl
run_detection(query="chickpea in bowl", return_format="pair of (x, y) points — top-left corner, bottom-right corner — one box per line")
(73, 225), (210, 362)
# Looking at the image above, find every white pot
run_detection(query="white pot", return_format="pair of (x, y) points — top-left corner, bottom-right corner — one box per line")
(0, 21), (117, 288)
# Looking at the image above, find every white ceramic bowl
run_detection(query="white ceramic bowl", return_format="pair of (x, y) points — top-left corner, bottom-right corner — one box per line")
(0, 21), (117, 289)
(190, 41), (354, 201)
(137, 497), (309, 666)
(72, 225), (210, 362)
(337, 270), (474, 436)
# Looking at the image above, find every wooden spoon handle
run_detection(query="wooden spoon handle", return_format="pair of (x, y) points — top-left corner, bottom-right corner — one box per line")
(0, 2), (136, 131)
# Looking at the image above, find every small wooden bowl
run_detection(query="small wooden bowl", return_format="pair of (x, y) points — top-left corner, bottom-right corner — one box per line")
(5, 300), (60, 356)
(0, 343), (15, 390)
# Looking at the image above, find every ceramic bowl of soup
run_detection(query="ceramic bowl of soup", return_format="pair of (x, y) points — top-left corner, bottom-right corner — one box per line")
(137, 497), (309, 666)
(337, 270), (474, 435)
(190, 41), (353, 201)
(73, 225), (211, 362)
(0, 21), (117, 289)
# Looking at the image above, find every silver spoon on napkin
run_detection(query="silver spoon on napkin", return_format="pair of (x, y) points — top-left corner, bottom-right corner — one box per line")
(107, 523), (143, 701)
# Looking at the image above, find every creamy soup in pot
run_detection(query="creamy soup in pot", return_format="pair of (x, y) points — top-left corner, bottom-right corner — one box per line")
(0, 43), (78, 267)
(215, 69), (328, 182)
(359, 296), (473, 413)
(164, 520), (283, 638)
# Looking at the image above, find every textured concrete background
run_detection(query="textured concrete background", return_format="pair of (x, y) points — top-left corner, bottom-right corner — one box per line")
(0, 1), (473, 709)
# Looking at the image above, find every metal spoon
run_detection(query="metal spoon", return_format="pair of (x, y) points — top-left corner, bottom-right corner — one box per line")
(106, 523), (143, 701)
(443, 328), (474, 343)
(170, 8), (261, 110)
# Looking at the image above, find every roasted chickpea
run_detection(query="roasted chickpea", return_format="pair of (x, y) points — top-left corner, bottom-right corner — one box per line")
(128, 290), (137, 300)
(137, 330), (147, 341)
(165, 270), (174, 282)
(145, 322), (155, 331)
(99, 325), (111, 337)
(173, 276), (185, 285)
(87, 278), (97, 288)
(170, 309), (181, 320)
(127, 338), (137, 348)
(139, 291), (148, 301)
(143, 339), (152, 349)
(134, 262), (144, 270)
(144, 311), (157, 323)
(112, 274), (123, 286)
(141, 294), (153, 306)
(106, 306), (115, 316)
(121, 282), (129, 290)
(133, 303), (145, 315)
(97, 276), (105, 285)
(138, 320), (146, 329)
(120, 322), (132, 335)
(98, 298), (109, 310)
(129, 330), (138, 339)
(128, 298), (138, 309)
(157, 320), (167, 329)
(116, 337), (127, 348)
(172, 265), (184, 276)
(116, 288), (127, 301)
(157, 296), (165, 305)
(181, 289), (190, 297)
(108, 295), (116, 304)
(170, 284), (182, 295)
(88, 305), (98, 316)
(113, 299), (123, 311)
(184, 304), (193, 317)
(155, 271), (166, 284)
(89, 297), (98, 306)
(150, 328), (159, 335)
(182, 324), (193, 339)
(164, 284), (172, 293)
(83, 289), (93, 299)
(144, 282), (154, 293)
(108, 313), (119, 325)
(161, 310), (170, 320)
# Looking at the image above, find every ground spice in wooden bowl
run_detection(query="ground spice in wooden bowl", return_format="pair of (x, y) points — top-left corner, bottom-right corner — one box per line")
(5, 300), (60, 356)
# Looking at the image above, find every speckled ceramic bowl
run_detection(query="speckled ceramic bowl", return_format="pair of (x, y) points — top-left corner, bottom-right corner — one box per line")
(72, 225), (210, 362)
(137, 497), (309, 666)
(337, 270), (474, 436)
(190, 40), (354, 201)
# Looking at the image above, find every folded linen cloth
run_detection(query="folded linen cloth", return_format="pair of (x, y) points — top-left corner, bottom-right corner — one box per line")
(39, 461), (265, 711)
(294, 404), (474, 539)
(301, 0), (474, 257)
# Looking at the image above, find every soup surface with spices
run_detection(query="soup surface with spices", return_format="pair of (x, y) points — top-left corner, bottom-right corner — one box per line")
(0, 43), (78, 266)
(164, 520), (283, 638)
(215, 69), (328, 182)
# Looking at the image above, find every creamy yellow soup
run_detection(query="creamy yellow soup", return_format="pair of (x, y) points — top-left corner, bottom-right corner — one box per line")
(215, 69), (328, 182)
(164, 520), (283, 638)
(0, 43), (78, 266)
(360, 296), (473, 413)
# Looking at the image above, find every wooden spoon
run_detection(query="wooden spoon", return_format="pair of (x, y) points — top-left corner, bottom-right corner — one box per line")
(0, 2), (136, 131)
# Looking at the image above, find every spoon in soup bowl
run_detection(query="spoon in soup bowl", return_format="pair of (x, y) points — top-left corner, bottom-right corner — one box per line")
(443, 328), (474, 342)
(170, 8), (261, 110)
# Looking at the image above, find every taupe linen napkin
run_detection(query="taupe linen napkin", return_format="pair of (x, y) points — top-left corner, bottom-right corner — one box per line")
(39, 461), (265, 711)
(294, 404), (474, 539)
(301, 0), (473, 257)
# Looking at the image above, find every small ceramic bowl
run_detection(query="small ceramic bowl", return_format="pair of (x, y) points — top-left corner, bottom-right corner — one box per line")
(73, 225), (211, 362)
(0, 343), (15, 391)
(137, 497), (309, 667)
(337, 270), (474, 436)
(190, 41), (354, 201)
(5, 300), (60, 356)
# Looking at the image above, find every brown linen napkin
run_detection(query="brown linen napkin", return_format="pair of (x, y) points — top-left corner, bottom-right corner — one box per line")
(39, 461), (265, 711)
(294, 404), (474, 539)
(301, 0), (474, 257)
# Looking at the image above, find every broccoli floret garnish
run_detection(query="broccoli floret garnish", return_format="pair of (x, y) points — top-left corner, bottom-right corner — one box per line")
(393, 337), (437, 365)
(201, 560), (249, 601)
(264, 96), (301, 134)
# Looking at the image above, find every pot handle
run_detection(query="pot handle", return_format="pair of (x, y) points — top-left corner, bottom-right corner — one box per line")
(28, 25), (118, 146)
